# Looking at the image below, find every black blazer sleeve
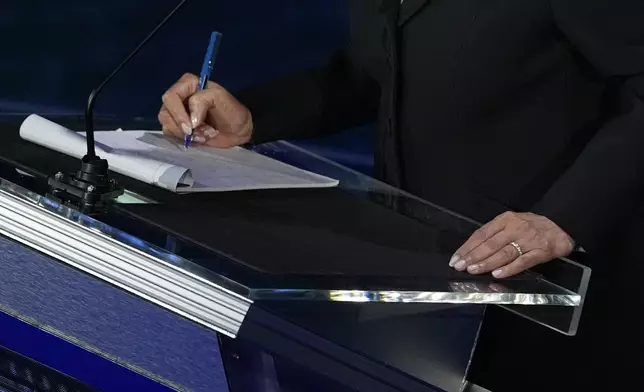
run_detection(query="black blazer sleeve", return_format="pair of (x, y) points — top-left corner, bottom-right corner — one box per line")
(532, 0), (644, 252)
(236, 51), (380, 144)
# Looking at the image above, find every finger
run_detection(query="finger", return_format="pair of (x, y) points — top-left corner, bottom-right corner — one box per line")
(453, 230), (514, 271)
(491, 249), (549, 279)
(158, 106), (181, 139)
(204, 132), (246, 148)
(190, 124), (245, 149)
(190, 124), (219, 145)
(450, 216), (507, 266)
(162, 73), (199, 136)
(203, 128), (249, 148)
(465, 243), (521, 274)
(187, 85), (228, 130)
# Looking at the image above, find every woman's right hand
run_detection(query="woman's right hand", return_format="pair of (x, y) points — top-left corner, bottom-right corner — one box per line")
(158, 73), (253, 148)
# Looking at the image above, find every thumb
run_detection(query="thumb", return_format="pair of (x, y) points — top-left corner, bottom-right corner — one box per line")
(188, 90), (217, 129)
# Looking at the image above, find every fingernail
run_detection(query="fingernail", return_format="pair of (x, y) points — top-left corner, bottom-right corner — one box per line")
(181, 123), (192, 135)
(193, 135), (206, 143)
(449, 255), (459, 267)
(467, 264), (480, 273)
(492, 269), (504, 278)
(190, 113), (198, 128)
(204, 127), (219, 139)
(454, 260), (467, 271)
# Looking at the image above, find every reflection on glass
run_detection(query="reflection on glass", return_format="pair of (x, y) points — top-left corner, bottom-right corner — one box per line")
(116, 189), (157, 204)
(250, 283), (579, 306)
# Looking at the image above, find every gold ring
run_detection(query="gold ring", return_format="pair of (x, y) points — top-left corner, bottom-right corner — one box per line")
(510, 241), (524, 256)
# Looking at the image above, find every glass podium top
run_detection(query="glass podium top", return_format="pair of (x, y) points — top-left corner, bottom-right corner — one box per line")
(0, 115), (590, 336)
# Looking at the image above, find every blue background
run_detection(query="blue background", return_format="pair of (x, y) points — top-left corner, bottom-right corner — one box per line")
(1, 0), (345, 115)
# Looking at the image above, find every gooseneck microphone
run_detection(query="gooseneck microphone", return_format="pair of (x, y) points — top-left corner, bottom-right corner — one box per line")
(85, 0), (188, 158)
(49, 0), (188, 215)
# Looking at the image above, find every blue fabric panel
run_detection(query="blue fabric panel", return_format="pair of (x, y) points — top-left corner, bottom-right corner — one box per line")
(0, 236), (228, 392)
(0, 312), (175, 392)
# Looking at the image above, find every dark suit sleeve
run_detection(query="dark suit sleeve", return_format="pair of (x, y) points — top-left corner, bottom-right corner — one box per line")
(236, 51), (380, 144)
(532, 0), (644, 252)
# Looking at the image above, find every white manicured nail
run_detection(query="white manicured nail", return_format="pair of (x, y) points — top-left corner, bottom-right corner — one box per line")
(204, 127), (219, 139)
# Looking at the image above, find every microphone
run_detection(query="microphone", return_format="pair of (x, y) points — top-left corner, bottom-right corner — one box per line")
(49, 0), (189, 215)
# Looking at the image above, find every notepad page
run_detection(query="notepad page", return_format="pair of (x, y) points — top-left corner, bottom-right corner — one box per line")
(19, 115), (191, 192)
(93, 130), (339, 192)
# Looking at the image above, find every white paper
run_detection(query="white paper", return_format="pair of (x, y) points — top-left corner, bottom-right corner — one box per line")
(20, 114), (192, 192)
(19, 114), (339, 193)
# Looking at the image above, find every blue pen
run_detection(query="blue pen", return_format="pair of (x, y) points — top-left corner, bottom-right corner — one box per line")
(185, 31), (223, 149)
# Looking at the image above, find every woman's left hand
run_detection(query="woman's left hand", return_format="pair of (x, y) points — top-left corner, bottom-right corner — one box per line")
(449, 212), (575, 278)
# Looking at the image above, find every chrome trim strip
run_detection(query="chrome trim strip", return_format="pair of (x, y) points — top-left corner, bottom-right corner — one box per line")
(0, 188), (252, 338)
(249, 288), (580, 306)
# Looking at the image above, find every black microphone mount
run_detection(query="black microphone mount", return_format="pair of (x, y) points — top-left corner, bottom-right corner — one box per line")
(48, 0), (188, 215)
